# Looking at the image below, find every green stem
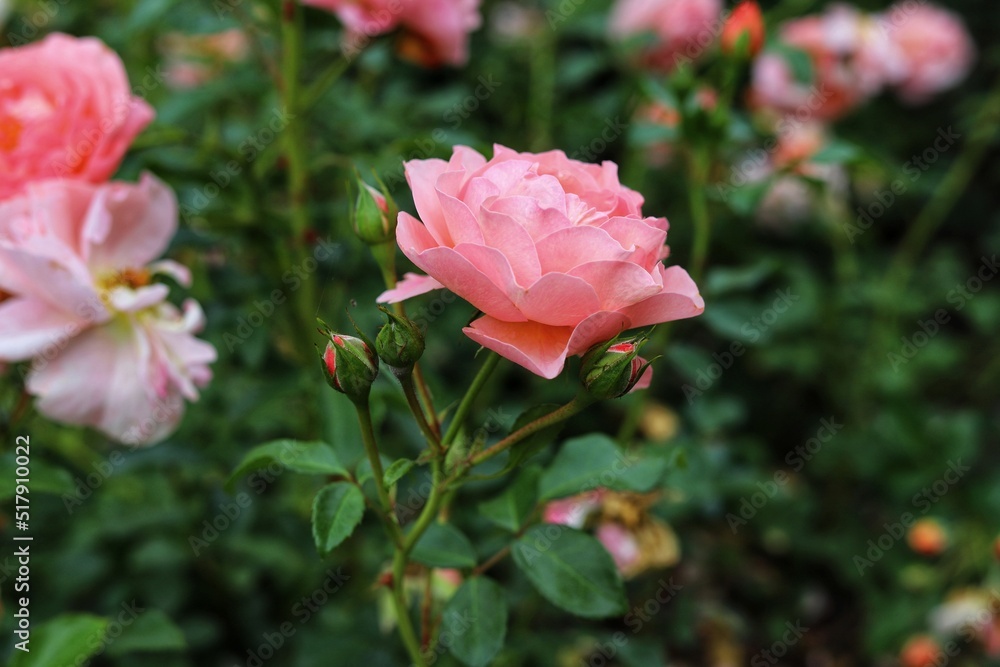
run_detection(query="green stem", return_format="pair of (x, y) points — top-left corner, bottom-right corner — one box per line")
(400, 373), (442, 453)
(441, 352), (501, 448)
(861, 81), (1000, 399)
(281, 0), (318, 349)
(470, 393), (597, 466)
(389, 553), (427, 667)
(883, 84), (1000, 316)
(528, 29), (555, 151)
(302, 58), (352, 112)
(687, 147), (712, 284)
(355, 399), (402, 545)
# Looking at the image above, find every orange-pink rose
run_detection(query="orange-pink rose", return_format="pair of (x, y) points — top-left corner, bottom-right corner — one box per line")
(378, 144), (704, 379)
(0, 176), (215, 444)
(0, 33), (154, 201)
(303, 0), (481, 67)
(878, 3), (975, 104)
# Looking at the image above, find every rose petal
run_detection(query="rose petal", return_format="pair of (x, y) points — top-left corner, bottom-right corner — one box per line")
(377, 272), (446, 303)
(463, 315), (573, 379)
(618, 265), (705, 327)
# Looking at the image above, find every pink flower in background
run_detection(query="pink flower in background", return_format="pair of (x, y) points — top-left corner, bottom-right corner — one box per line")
(543, 490), (605, 528)
(878, 3), (975, 104)
(303, 0), (481, 67)
(0, 176), (215, 444)
(0, 33), (154, 201)
(159, 29), (251, 90)
(610, 0), (722, 71)
(378, 144), (704, 379)
(747, 122), (848, 227)
(750, 5), (899, 121)
(595, 522), (642, 573)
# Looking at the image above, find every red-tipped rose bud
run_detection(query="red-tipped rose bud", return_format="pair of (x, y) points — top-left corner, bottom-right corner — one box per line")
(580, 337), (653, 399)
(322, 334), (379, 404)
(907, 518), (948, 556)
(375, 306), (424, 377)
(900, 635), (942, 667)
(721, 1), (765, 58)
(351, 174), (398, 245)
(994, 535), (1000, 562)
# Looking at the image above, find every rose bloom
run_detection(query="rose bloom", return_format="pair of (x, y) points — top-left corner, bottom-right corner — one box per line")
(750, 5), (899, 121)
(878, 2), (975, 104)
(0, 176), (215, 444)
(378, 144), (704, 379)
(303, 0), (482, 67)
(0, 33), (154, 201)
(610, 0), (722, 71)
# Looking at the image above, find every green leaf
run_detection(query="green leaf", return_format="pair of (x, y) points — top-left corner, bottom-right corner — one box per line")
(410, 523), (477, 568)
(513, 526), (627, 618)
(444, 577), (508, 667)
(383, 459), (415, 489)
(504, 404), (566, 471)
(107, 609), (187, 656)
(811, 140), (861, 165)
(478, 467), (540, 533)
(0, 454), (75, 501)
(227, 440), (347, 491)
(311, 483), (366, 556)
(10, 614), (108, 667)
(538, 434), (667, 501)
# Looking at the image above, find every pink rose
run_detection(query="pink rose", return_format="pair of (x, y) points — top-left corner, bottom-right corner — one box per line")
(304, 0), (481, 67)
(378, 145), (704, 379)
(750, 5), (899, 121)
(878, 3), (975, 104)
(0, 176), (215, 444)
(0, 33), (154, 201)
(609, 0), (722, 71)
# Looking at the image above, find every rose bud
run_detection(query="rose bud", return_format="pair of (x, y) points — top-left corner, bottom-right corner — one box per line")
(375, 306), (425, 377)
(907, 518), (948, 557)
(321, 333), (379, 404)
(721, 1), (764, 58)
(900, 635), (942, 667)
(580, 337), (654, 400)
(351, 174), (398, 246)
(994, 535), (1000, 561)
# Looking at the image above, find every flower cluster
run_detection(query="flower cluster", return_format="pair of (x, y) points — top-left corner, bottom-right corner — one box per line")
(0, 34), (214, 444)
(751, 2), (974, 120)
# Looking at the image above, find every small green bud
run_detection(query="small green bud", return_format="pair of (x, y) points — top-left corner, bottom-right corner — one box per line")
(375, 307), (424, 376)
(321, 333), (379, 404)
(579, 337), (653, 399)
(351, 174), (398, 245)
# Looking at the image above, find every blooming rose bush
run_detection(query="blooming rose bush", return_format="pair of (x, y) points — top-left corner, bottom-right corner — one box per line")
(303, 0), (482, 66)
(378, 144), (704, 379)
(0, 176), (215, 444)
(609, 0), (722, 71)
(0, 33), (154, 200)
